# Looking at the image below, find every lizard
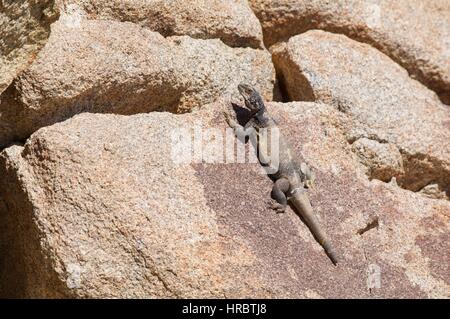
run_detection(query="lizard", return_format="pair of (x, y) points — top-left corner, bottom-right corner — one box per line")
(224, 83), (339, 265)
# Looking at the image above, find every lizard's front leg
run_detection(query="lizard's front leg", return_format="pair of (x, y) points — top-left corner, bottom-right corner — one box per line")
(270, 177), (290, 213)
(223, 112), (253, 138)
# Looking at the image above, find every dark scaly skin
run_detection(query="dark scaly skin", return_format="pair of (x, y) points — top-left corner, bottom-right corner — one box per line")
(225, 83), (339, 265)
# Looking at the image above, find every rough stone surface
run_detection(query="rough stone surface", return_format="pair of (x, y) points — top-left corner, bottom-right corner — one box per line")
(352, 138), (404, 183)
(57, 0), (264, 49)
(0, 0), (59, 94)
(0, 106), (262, 298)
(272, 30), (450, 198)
(1, 0), (448, 300)
(249, 0), (450, 103)
(0, 101), (448, 298)
(0, 18), (274, 148)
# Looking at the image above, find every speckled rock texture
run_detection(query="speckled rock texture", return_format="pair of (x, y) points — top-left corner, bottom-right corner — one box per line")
(1, 0), (449, 300)
(273, 30), (450, 199)
(0, 0), (59, 94)
(57, 0), (264, 48)
(0, 17), (274, 148)
(0, 101), (448, 298)
(249, 0), (450, 104)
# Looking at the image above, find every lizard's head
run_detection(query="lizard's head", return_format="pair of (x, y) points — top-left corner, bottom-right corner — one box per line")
(238, 83), (265, 115)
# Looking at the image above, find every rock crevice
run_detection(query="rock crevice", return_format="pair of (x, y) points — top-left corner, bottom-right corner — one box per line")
(249, 0), (450, 104)
(272, 30), (450, 200)
(0, 18), (275, 148)
(56, 0), (265, 49)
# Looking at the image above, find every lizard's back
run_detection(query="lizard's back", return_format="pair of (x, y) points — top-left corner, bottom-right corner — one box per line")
(263, 115), (302, 187)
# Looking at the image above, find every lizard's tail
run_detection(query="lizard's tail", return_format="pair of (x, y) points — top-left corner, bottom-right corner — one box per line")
(291, 192), (339, 266)
(322, 240), (339, 266)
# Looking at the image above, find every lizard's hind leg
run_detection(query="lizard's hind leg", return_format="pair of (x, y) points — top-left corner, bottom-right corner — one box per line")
(295, 162), (316, 189)
(270, 178), (290, 214)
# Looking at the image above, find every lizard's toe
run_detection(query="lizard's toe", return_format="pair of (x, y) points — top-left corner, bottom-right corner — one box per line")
(223, 112), (237, 128)
(305, 181), (315, 190)
(270, 202), (286, 214)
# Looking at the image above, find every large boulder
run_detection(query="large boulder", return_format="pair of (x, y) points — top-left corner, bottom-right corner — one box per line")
(0, 101), (448, 298)
(0, 18), (274, 148)
(272, 30), (450, 198)
(249, 0), (450, 103)
(0, 0), (59, 94)
(57, 0), (264, 49)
